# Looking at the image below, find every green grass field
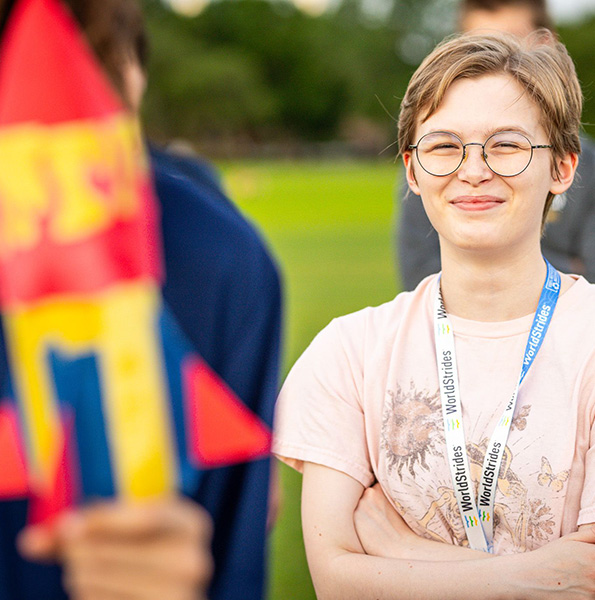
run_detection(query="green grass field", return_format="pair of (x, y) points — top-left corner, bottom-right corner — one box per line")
(220, 159), (402, 600)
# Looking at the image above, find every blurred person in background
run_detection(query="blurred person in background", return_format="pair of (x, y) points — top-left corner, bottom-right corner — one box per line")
(397, 0), (595, 290)
(115, 4), (283, 599)
(0, 0), (282, 599)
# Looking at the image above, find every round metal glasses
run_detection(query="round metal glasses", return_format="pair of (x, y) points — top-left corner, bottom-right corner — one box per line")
(408, 131), (552, 177)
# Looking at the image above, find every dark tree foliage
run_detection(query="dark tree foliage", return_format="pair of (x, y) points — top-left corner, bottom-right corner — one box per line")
(141, 0), (595, 151)
(142, 0), (409, 147)
(559, 15), (595, 139)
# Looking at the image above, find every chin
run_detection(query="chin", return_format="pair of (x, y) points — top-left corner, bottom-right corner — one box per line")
(457, 239), (501, 253)
(443, 224), (504, 252)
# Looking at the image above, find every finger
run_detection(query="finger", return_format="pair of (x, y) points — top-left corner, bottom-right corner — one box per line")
(62, 535), (213, 584)
(569, 525), (595, 544)
(65, 574), (201, 600)
(63, 558), (207, 600)
(16, 524), (60, 563)
(367, 484), (392, 506)
(357, 486), (379, 508)
(60, 498), (213, 542)
(63, 587), (129, 600)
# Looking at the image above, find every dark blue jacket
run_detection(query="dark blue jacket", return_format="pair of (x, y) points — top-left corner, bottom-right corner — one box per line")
(0, 146), (282, 600)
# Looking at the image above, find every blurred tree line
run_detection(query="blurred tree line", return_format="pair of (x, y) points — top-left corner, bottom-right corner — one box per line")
(141, 0), (595, 156)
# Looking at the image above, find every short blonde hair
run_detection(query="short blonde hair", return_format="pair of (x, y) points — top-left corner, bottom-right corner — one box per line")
(398, 31), (582, 222)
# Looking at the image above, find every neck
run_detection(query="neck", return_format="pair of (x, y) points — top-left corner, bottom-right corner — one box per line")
(439, 243), (548, 321)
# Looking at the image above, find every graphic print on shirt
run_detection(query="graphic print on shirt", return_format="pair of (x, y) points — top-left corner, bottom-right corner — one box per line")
(381, 388), (567, 551)
(511, 404), (531, 431)
(537, 457), (569, 493)
(381, 383), (442, 478)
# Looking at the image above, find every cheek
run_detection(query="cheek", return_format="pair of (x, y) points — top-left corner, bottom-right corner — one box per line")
(508, 178), (549, 229)
(522, 169), (555, 207)
(418, 184), (447, 232)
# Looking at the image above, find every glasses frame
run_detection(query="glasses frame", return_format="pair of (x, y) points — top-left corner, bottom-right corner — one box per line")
(408, 130), (552, 178)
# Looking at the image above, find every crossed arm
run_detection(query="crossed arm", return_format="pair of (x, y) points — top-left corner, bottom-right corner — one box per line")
(302, 462), (595, 600)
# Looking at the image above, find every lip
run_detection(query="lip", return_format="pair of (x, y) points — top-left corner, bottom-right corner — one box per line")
(450, 195), (505, 211)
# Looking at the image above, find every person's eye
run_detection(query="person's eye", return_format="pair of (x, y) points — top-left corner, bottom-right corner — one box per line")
(428, 143), (460, 152)
(491, 141), (523, 152)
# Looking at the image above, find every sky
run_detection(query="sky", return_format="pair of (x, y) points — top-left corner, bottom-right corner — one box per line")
(166, 0), (595, 21)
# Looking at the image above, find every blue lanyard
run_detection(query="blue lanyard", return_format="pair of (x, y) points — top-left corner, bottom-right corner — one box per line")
(434, 259), (560, 551)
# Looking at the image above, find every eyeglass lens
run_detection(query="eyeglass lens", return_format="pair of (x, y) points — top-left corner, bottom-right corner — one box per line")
(415, 131), (533, 177)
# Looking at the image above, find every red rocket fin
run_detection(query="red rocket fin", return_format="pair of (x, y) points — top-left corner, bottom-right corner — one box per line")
(28, 415), (78, 525)
(0, 403), (28, 499)
(183, 357), (271, 467)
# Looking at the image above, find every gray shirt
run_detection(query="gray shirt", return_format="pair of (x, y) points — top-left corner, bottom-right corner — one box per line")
(397, 136), (595, 290)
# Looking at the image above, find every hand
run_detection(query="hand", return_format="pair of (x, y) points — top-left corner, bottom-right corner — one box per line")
(354, 484), (487, 563)
(353, 483), (416, 559)
(18, 496), (214, 600)
(511, 526), (595, 599)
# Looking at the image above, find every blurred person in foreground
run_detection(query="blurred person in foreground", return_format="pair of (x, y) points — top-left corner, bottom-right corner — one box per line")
(0, 0), (282, 599)
(397, 0), (595, 290)
(274, 29), (595, 598)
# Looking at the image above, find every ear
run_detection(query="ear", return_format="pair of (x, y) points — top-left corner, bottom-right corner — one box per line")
(403, 151), (421, 196)
(550, 152), (578, 195)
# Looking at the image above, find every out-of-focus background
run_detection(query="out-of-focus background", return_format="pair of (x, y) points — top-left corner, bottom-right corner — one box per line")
(140, 1), (595, 597)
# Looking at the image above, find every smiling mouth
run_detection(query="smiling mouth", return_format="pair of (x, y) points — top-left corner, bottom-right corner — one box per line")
(450, 196), (505, 211)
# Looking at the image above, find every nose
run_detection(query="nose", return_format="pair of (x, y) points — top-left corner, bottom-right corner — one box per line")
(457, 143), (493, 184)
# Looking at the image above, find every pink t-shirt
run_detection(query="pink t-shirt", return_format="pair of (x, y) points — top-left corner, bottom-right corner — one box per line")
(273, 274), (595, 554)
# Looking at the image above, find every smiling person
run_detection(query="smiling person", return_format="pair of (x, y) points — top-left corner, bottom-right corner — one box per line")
(273, 31), (595, 599)
(397, 0), (595, 290)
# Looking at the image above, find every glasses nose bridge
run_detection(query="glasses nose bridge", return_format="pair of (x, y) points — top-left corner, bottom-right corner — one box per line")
(461, 141), (488, 163)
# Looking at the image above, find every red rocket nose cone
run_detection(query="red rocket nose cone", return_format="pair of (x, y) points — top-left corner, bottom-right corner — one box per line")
(0, 0), (123, 126)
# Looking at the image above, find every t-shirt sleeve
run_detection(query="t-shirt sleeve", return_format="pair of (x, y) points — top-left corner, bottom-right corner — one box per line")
(576, 354), (595, 526)
(273, 316), (374, 488)
(578, 419), (595, 526)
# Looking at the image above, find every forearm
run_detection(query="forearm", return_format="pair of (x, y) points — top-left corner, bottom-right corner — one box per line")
(353, 485), (488, 562)
(307, 468), (504, 600)
(303, 464), (595, 600)
(313, 549), (519, 600)
(388, 531), (490, 561)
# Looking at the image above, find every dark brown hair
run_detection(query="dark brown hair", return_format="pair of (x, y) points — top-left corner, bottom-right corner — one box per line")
(1, 0), (148, 105)
(64, 0), (148, 104)
(460, 0), (554, 31)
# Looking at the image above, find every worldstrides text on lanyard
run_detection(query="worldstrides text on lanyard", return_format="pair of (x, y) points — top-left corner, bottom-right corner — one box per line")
(434, 260), (560, 552)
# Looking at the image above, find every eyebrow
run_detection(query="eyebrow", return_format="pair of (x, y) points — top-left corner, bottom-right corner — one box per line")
(426, 126), (536, 139)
